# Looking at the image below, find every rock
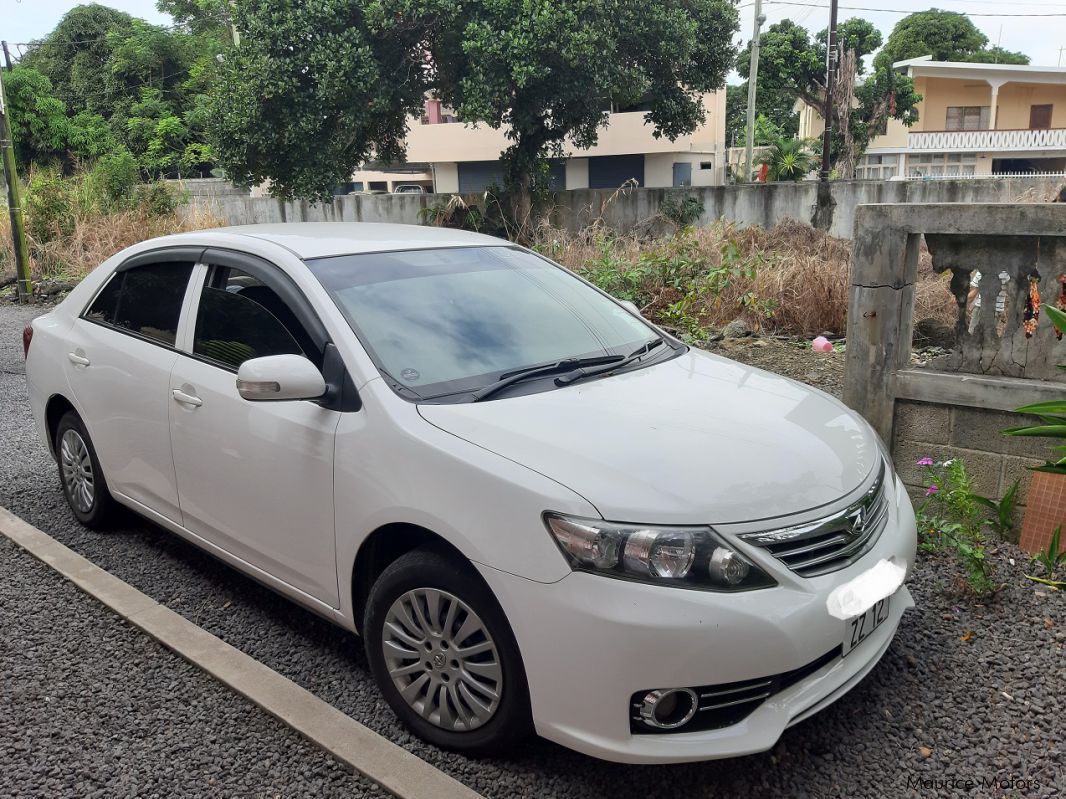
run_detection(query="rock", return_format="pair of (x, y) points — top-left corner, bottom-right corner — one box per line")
(722, 318), (753, 339)
(913, 318), (956, 350)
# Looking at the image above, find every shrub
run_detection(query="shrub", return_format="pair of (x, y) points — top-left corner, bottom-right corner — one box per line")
(3, 164), (223, 282)
(659, 194), (705, 227)
(92, 149), (142, 210)
(25, 169), (76, 245)
(135, 181), (179, 217)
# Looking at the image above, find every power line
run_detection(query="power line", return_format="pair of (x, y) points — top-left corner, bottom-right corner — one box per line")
(762, 1), (1066, 16)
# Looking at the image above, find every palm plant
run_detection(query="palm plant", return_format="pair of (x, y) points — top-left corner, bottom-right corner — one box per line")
(1005, 305), (1066, 474)
(756, 137), (817, 182)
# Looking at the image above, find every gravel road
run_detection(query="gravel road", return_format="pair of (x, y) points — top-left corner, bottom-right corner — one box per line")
(2, 301), (1063, 799)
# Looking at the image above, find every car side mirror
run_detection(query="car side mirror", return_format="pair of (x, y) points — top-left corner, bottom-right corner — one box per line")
(236, 354), (327, 402)
(620, 300), (641, 316)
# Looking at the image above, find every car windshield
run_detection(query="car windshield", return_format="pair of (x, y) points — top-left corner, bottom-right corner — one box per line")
(305, 246), (665, 400)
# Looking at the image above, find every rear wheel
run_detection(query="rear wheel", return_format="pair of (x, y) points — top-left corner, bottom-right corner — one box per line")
(363, 549), (532, 755)
(55, 411), (115, 529)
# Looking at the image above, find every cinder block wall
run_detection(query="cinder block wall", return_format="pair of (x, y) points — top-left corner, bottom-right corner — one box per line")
(893, 399), (1046, 537)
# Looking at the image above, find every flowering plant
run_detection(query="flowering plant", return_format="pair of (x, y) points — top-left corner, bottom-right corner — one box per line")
(915, 457), (996, 596)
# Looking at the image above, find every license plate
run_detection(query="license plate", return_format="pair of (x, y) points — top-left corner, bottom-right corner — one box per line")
(843, 596), (891, 657)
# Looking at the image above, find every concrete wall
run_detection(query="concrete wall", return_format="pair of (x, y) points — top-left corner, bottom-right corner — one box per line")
(168, 177), (250, 198)
(188, 175), (1066, 239)
(893, 400), (1044, 530)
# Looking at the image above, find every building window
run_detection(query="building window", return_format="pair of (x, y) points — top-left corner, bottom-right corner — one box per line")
(906, 152), (976, 178)
(855, 153), (898, 180)
(945, 106), (990, 131)
(700, 162), (714, 170)
(1030, 104), (1053, 130)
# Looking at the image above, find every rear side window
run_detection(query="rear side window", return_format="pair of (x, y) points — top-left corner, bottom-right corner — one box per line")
(85, 262), (194, 346)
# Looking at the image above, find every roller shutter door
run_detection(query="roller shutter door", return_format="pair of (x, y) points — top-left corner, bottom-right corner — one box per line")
(588, 155), (645, 189)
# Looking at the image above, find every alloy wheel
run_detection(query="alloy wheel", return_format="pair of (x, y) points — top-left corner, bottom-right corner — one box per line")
(381, 588), (503, 732)
(60, 428), (95, 513)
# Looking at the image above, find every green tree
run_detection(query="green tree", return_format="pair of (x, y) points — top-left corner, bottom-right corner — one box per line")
(873, 9), (1029, 71)
(5, 67), (70, 169)
(21, 3), (138, 117)
(20, 3), (219, 177)
(158, 0), (233, 36)
(211, 0), (739, 219)
(740, 18), (920, 179)
(209, 0), (428, 202)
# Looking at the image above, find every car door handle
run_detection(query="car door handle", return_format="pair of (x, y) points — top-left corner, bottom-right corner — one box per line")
(172, 389), (203, 407)
(67, 352), (91, 366)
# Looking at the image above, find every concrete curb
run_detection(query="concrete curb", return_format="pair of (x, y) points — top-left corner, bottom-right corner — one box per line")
(0, 506), (483, 799)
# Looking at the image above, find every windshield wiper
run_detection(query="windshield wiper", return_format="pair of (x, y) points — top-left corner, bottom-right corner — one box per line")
(471, 354), (624, 402)
(554, 337), (666, 387)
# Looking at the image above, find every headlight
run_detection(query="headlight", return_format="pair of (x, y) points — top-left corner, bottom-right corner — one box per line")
(544, 513), (776, 592)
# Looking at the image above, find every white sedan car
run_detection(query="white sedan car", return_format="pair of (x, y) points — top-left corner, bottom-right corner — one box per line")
(24, 222), (917, 763)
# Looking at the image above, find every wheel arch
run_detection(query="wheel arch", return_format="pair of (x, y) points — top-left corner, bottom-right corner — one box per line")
(44, 394), (78, 459)
(351, 522), (475, 634)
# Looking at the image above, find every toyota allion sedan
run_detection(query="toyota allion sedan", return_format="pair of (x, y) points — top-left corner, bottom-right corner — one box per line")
(24, 222), (917, 763)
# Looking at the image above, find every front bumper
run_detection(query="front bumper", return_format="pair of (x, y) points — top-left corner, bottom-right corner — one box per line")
(477, 477), (917, 763)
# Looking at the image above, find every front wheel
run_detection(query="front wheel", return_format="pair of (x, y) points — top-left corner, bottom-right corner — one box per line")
(363, 549), (532, 755)
(55, 411), (115, 529)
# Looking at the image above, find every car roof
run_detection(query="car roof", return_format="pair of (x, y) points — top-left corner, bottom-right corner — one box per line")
(165, 222), (510, 260)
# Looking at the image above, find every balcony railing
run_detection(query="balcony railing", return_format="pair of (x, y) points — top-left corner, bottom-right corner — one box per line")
(908, 128), (1066, 153)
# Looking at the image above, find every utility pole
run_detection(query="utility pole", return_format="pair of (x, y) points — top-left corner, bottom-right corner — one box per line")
(819, 0), (839, 182)
(0, 41), (32, 303)
(744, 0), (765, 183)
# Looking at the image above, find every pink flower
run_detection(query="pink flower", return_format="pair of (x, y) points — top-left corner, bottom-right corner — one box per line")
(926, 485), (939, 497)
(917, 457), (934, 466)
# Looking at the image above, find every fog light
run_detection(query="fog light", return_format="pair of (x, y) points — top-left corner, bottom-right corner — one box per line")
(638, 688), (698, 729)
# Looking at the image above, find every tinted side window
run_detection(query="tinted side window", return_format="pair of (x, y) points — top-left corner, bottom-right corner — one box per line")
(85, 262), (194, 346)
(193, 287), (304, 369)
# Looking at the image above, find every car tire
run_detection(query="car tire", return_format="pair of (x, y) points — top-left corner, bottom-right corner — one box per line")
(363, 548), (532, 756)
(55, 411), (115, 529)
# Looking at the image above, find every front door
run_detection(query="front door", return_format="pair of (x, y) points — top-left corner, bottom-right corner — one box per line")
(672, 162), (692, 187)
(168, 258), (341, 606)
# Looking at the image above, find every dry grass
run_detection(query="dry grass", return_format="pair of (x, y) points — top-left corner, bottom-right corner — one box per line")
(534, 218), (957, 338)
(1, 205), (225, 282)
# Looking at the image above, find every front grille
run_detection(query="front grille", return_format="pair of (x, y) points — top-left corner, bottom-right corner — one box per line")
(738, 461), (890, 578)
(630, 648), (841, 734)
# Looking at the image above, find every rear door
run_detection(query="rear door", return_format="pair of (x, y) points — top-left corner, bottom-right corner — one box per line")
(168, 250), (342, 606)
(65, 249), (202, 522)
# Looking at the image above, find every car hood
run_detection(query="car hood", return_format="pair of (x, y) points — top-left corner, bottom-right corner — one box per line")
(417, 349), (879, 524)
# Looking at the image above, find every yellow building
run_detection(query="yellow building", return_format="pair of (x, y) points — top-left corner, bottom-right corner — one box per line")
(798, 56), (1066, 179)
(350, 93), (729, 194)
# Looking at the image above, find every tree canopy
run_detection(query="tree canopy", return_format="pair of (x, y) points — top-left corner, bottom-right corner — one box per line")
(210, 0), (739, 207)
(12, 3), (221, 177)
(873, 9), (1029, 71)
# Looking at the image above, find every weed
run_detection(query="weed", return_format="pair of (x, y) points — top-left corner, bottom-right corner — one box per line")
(971, 479), (1020, 540)
(1032, 525), (1066, 579)
(916, 457), (998, 596)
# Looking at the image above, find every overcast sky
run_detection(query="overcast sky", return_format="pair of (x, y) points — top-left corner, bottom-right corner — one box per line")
(5, 0), (1065, 71)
